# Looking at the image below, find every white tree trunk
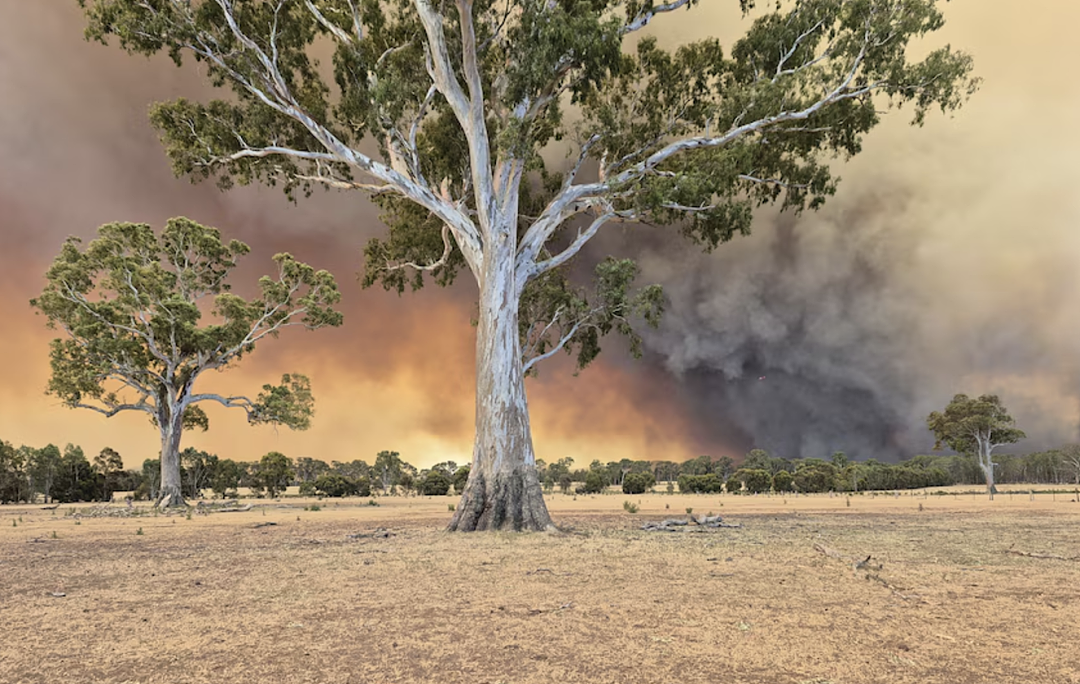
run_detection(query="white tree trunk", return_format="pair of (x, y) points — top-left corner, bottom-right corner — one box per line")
(156, 405), (186, 508)
(978, 436), (996, 501)
(448, 226), (554, 532)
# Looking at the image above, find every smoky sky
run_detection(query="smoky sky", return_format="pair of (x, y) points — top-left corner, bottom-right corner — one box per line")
(0, 1), (1078, 468)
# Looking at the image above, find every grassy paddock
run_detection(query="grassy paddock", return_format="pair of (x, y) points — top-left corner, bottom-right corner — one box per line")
(1, 492), (1078, 684)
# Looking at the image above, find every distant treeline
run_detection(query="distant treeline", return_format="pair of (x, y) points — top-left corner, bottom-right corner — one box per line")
(3, 439), (1079, 504)
(0, 441), (468, 503)
(536, 447), (1080, 494)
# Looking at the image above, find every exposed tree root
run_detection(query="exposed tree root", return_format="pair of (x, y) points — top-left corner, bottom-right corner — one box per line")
(448, 468), (555, 532)
(154, 485), (186, 509)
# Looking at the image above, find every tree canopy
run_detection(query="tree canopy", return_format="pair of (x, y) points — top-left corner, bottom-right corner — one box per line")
(80, 0), (976, 372)
(927, 393), (1025, 498)
(32, 217), (343, 506)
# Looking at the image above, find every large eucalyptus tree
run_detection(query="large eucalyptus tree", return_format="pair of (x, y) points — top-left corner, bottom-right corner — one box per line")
(32, 218), (343, 507)
(78, 0), (976, 529)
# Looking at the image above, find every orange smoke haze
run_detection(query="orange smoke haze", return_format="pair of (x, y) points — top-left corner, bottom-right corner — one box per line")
(1, 2), (1078, 469)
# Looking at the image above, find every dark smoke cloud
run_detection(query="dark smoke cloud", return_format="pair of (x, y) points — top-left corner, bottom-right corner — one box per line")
(624, 125), (1080, 458)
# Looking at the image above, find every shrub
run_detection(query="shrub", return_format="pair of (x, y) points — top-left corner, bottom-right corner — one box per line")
(740, 469), (772, 494)
(725, 476), (742, 494)
(418, 470), (451, 496)
(581, 470), (606, 494)
(623, 500), (639, 514)
(772, 470), (794, 493)
(678, 473), (723, 494)
(622, 472), (655, 495)
(298, 481), (317, 497)
(314, 473), (359, 498)
(794, 462), (838, 493)
(558, 474), (572, 494)
(451, 466), (471, 494)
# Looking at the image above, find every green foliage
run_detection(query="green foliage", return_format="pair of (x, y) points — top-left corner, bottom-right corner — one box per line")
(417, 469), (452, 496)
(520, 258), (664, 376)
(679, 473), (723, 494)
(581, 470), (607, 494)
(180, 447), (218, 499)
(558, 473), (573, 494)
(451, 465), (471, 494)
(725, 475), (742, 494)
(622, 500), (639, 514)
(30, 217), (342, 506)
(257, 451), (294, 498)
(622, 471), (655, 495)
(793, 460), (838, 493)
(772, 469), (794, 493)
(313, 473), (369, 497)
(737, 468), (772, 494)
(373, 450), (404, 494)
(211, 459), (243, 499)
(77, 0), (977, 385)
(927, 394), (1025, 457)
(0, 441), (31, 503)
(52, 444), (102, 503)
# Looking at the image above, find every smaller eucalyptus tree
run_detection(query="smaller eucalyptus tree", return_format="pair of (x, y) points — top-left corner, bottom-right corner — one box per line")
(32, 217), (343, 507)
(927, 394), (1025, 500)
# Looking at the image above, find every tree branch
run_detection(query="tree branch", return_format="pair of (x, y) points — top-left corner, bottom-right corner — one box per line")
(518, 210), (614, 287)
(621, 0), (694, 34)
(386, 224), (453, 274)
(166, 0), (484, 276)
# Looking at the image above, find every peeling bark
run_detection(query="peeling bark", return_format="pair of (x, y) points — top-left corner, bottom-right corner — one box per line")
(448, 221), (554, 532)
(155, 406), (186, 508)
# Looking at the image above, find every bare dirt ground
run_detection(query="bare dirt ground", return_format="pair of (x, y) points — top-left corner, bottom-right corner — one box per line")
(1, 488), (1078, 684)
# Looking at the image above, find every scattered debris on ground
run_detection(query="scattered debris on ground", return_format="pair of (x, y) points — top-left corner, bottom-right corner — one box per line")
(813, 543), (922, 601)
(1005, 547), (1079, 561)
(201, 501), (253, 513)
(641, 515), (741, 532)
(347, 528), (394, 540)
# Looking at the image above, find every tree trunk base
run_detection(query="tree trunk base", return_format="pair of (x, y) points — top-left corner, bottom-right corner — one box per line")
(155, 485), (186, 509)
(448, 467), (554, 532)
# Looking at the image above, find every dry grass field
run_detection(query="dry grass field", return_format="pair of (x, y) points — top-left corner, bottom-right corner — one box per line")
(2, 488), (1079, 684)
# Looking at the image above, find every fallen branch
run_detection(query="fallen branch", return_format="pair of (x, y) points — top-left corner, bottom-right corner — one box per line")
(40, 503), (60, 510)
(813, 543), (921, 601)
(1006, 549), (1080, 562)
(527, 602), (574, 616)
(642, 515), (741, 532)
(252, 521), (277, 528)
(215, 503), (253, 513)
